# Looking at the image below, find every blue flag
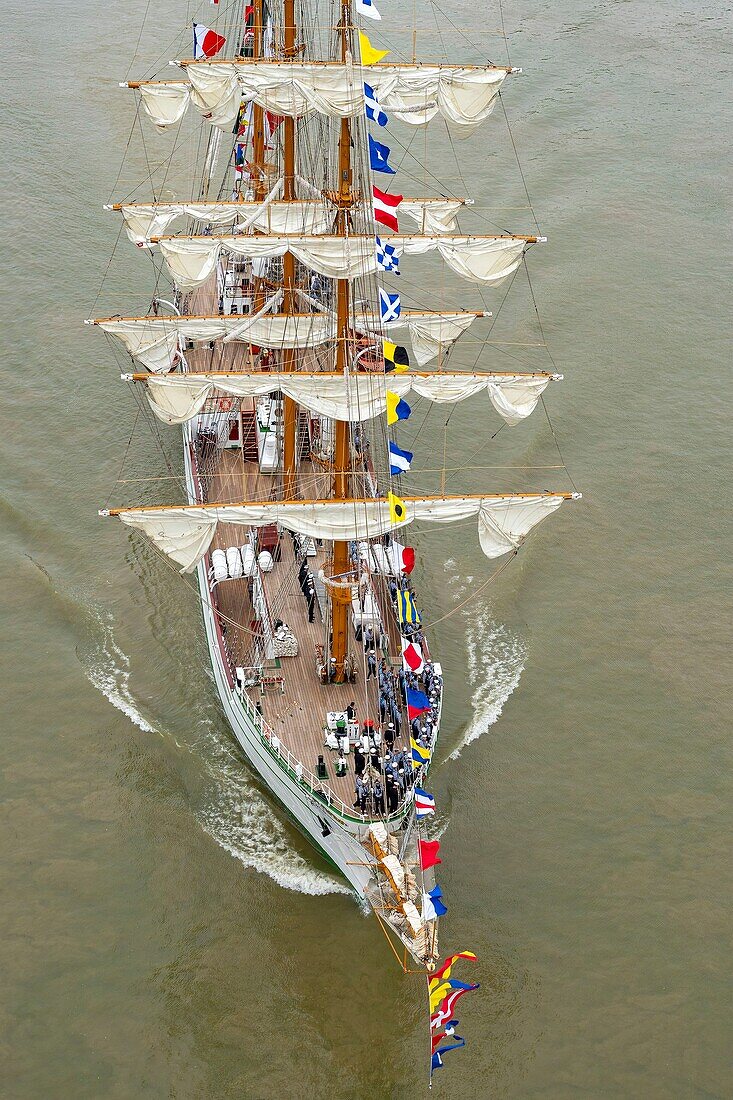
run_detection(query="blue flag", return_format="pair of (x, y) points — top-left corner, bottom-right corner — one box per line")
(369, 133), (396, 174)
(364, 82), (388, 126)
(379, 288), (401, 322)
(389, 440), (412, 475)
(431, 1037), (466, 1073)
(429, 884), (448, 917)
(376, 235), (400, 275)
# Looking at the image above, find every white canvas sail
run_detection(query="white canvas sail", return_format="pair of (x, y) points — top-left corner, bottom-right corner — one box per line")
(141, 371), (557, 425)
(157, 234), (531, 290)
(111, 494), (574, 572)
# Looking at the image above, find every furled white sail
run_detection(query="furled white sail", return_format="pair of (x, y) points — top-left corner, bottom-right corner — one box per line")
(131, 64), (510, 133)
(113, 494), (571, 573)
(96, 312), (334, 371)
(118, 197), (463, 245)
(117, 197), (335, 245)
(142, 371), (555, 426)
(158, 235), (529, 290)
(399, 199), (465, 234)
(360, 311), (481, 366)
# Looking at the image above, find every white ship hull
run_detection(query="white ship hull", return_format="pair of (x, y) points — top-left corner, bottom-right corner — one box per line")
(182, 425), (432, 897)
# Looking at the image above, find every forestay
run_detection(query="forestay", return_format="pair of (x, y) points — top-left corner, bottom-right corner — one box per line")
(143, 371), (556, 426)
(158, 235), (529, 290)
(114, 494), (572, 573)
(133, 64), (510, 134)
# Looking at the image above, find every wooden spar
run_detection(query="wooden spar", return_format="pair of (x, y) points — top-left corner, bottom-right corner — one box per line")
(107, 196), (471, 210)
(91, 309), (489, 323)
(251, 0), (267, 317)
(172, 60), (517, 72)
(127, 369), (559, 381)
(148, 232), (542, 243)
(281, 0), (298, 501)
(104, 492), (580, 517)
(329, 0), (355, 683)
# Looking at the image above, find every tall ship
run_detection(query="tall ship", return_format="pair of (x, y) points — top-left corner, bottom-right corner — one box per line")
(91, 0), (579, 1075)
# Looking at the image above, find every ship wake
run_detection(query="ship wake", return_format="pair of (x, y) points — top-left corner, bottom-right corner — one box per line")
(83, 609), (349, 897)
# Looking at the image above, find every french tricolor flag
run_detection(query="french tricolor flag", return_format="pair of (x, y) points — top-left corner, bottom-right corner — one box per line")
(373, 185), (402, 232)
(193, 22), (226, 59)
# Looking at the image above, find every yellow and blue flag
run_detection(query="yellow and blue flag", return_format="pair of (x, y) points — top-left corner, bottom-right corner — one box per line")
(386, 390), (411, 425)
(411, 737), (431, 768)
(398, 589), (420, 625)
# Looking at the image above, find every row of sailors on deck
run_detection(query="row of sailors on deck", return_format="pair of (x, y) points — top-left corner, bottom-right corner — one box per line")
(354, 757), (415, 814)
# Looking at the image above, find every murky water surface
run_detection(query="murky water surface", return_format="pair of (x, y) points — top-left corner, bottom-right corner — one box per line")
(1, 1), (731, 1096)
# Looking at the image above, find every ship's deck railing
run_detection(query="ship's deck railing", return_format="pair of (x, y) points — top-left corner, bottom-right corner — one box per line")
(232, 676), (415, 828)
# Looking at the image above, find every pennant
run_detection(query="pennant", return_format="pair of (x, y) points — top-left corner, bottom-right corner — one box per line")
(369, 134), (396, 175)
(411, 737), (431, 769)
(380, 291), (402, 324)
(431, 986), (478, 1031)
(389, 440), (412, 476)
(376, 235), (400, 275)
(364, 82), (388, 127)
(431, 1022), (459, 1053)
(383, 339), (409, 372)
(414, 787), (435, 818)
(419, 839), (442, 870)
(234, 100), (251, 136)
(373, 185), (402, 230)
(431, 1038), (466, 1074)
(401, 636), (424, 673)
(386, 391), (411, 425)
(430, 951), (478, 985)
(387, 490), (406, 525)
(398, 590), (421, 626)
(193, 22), (226, 59)
(407, 687), (431, 719)
(359, 29), (389, 65)
(401, 546), (415, 574)
(429, 978), (477, 1013)
(356, 0), (382, 19)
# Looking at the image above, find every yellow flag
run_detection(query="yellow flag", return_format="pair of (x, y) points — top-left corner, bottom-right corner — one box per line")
(388, 491), (406, 525)
(359, 30), (389, 65)
(429, 980), (453, 1013)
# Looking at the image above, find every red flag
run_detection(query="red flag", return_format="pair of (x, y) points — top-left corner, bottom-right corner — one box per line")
(193, 23), (226, 59)
(401, 546), (415, 574)
(401, 637), (423, 673)
(419, 839), (441, 870)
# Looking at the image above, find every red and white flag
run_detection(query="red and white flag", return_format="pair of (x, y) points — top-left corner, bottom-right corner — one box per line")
(373, 184), (402, 232)
(401, 636), (424, 674)
(193, 22), (226, 59)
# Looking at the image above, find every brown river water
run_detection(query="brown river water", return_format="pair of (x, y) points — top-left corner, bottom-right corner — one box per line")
(1, 0), (730, 1096)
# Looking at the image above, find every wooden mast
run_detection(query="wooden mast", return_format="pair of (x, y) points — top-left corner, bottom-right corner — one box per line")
(281, 0), (298, 500)
(251, 0), (268, 312)
(329, 0), (355, 683)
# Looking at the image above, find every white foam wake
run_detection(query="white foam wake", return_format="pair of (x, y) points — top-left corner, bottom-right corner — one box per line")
(198, 740), (351, 896)
(83, 610), (155, 733)
(449, 615), (526, 760)
(83, 608), (349, 897)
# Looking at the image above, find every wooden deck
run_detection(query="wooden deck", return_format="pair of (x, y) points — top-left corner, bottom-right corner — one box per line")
(182, 272), (418, 802)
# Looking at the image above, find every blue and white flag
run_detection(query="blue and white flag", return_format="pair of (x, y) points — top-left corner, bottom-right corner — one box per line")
(364, 82), (388, 126)
(389, 440), (413, 475)
(379, 288), (401, 322)
(375, 235), (400, 275)
(369, 134), (396, 174)
(414, 787), (435, 818)
(356, 0), (381, 19)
